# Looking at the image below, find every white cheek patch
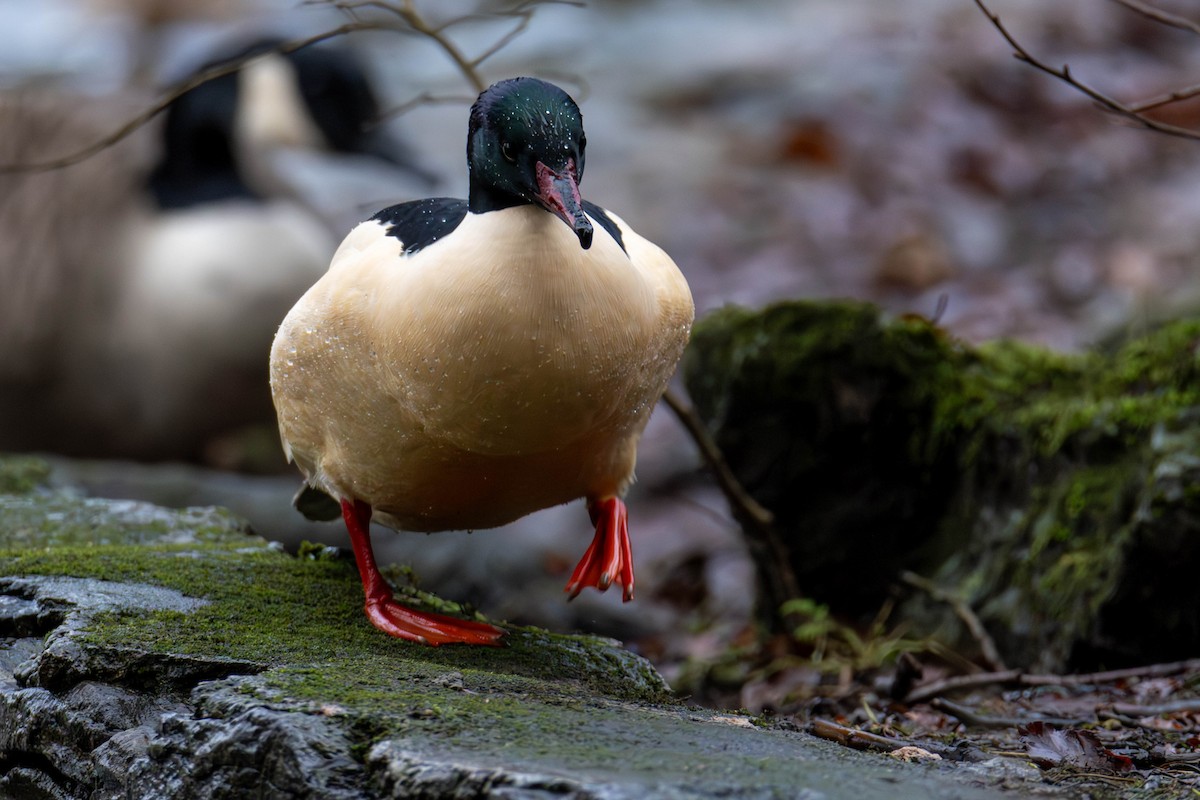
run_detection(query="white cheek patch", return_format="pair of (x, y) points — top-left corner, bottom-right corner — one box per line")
(235, 53), (326, 151)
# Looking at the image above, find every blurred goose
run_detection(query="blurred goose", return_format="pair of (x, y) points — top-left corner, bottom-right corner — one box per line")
(0, 39), (427, 461)
(270, 77), (694, 645)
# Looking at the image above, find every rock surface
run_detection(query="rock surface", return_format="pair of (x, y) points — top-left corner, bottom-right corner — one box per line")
(0, 455), (1068, 799)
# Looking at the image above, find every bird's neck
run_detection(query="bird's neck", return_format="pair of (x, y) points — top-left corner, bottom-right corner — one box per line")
(468, 180), (530, 215)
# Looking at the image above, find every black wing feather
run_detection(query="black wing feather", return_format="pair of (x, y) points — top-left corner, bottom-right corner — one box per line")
(372, 198), (469, 255)
(372, 197), (626, 257)
(582, 200), (627, 255)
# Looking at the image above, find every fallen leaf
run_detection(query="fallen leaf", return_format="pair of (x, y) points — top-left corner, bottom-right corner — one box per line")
(889, 746), (943, 762)
(874, 233), (955, 291)
(710, 715), (756, 728)
(777, 118), (839, 167)
(1019, 722), (1133, 772)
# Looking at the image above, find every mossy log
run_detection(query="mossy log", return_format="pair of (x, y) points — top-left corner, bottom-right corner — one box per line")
(683, 300), (1200, 672)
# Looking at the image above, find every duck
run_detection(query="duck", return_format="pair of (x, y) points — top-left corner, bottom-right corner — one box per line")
(269, 77), (694, 645)
(0, 38), (428, 461)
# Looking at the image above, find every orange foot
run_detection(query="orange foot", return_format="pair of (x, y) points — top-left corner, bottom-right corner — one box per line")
(565, 496), (634, 602)
(363, 596), (506, 646)
(341, 499), (505, 646)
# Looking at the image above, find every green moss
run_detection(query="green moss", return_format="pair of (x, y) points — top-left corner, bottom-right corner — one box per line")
(0, 490), (680, 768)
(925, 322), (1200, 667)
(684, 300), (963, 612)
(941, 340), (1088, 452)
(0, 492), (670, 756)
(686, 301), (1200, 668)
(947, 321), (1200, 461)
(3, 535), (663, 697)
(0, 455), (53, 495)
(689, 303), (962, 468)
(1031, 468), (1135, 599)
(0, 493), (251, 549)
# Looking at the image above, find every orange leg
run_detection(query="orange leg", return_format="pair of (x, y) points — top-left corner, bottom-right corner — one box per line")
(564, 496), (634, 602)
(341, 499), (505, 646)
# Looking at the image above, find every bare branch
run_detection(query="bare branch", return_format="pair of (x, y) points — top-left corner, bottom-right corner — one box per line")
(376, 90), (477, 122)
(974, 0), (1200, 142)
(1128, 82), (1200, 113)
(388, 0), (486, 92)
(904, 657), (1200, 705)
(930, 697), (1089, 729)
(1110, 0), (1200, 38)
(1108, 0), (1200, 123)
(435, 0), (586, 34)
(660, 388), (805, 629)
(900, 571), (1007, 672)
(318, 1), (484, 89)
(0, 22), (387, 174)
(367, 0), (586, 91)
(807, 718), (960, 760)
(659, 389), (775, 533)
(469, 1), (585, 69)
(807, 718), (914, 752)
(0, 0), (583, 174)
(471, 8), (538, 70)
(1109, 697), (1200, 716)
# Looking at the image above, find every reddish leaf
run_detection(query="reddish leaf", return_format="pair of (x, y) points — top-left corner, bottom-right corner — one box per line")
(1018, 722), (1133, 772)
(777, 118), (839, 167)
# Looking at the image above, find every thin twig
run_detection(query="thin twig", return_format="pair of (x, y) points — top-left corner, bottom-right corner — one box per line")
(1110, 0), (1200, 115)
(470, 8), (538, 70)
(1039, 659), (1200, 685)
(336, 1), (583, 93)
(807, 718), (911, 752)
(468, 1), (586, 68)
(905, 658), (1200, 704)
(1093, 708), (1200, 736)
(1127, 82), (1200, 113)
(900, 571), (1007, 672)
(659, 389), (774, 531)
(930, 698), (1089, 729)
(659, 388), (803, 629)
(0, 22), (385, 174)
(1110, 0), (1200, 38)
(390, 0), (485, 92)
(974, 0), (1200, 142)
(906, 670), (1022, 704)
(1110, 698), (1200, 717)
(807, 718), (963, 760)
(377, 91), (477, 122)
(2, 0), (575, 173)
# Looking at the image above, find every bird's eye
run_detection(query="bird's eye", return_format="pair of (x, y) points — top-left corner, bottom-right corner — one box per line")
(579, 134), (587, 151)
(500, 141), (518, 163)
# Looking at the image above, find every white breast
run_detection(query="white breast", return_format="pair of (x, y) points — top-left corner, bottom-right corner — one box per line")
(363, 208), (659, 454)
(90, 200), (332, 445)
(270, 203), (693, 530)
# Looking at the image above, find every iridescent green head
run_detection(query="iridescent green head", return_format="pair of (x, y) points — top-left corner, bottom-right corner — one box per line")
(467, 77), (593, 249)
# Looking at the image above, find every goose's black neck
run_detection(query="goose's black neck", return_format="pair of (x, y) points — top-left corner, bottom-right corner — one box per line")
(148, 70), (255, 210)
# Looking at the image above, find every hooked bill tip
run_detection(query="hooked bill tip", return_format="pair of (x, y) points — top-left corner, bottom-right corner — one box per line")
(575, 217), (593, 250)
